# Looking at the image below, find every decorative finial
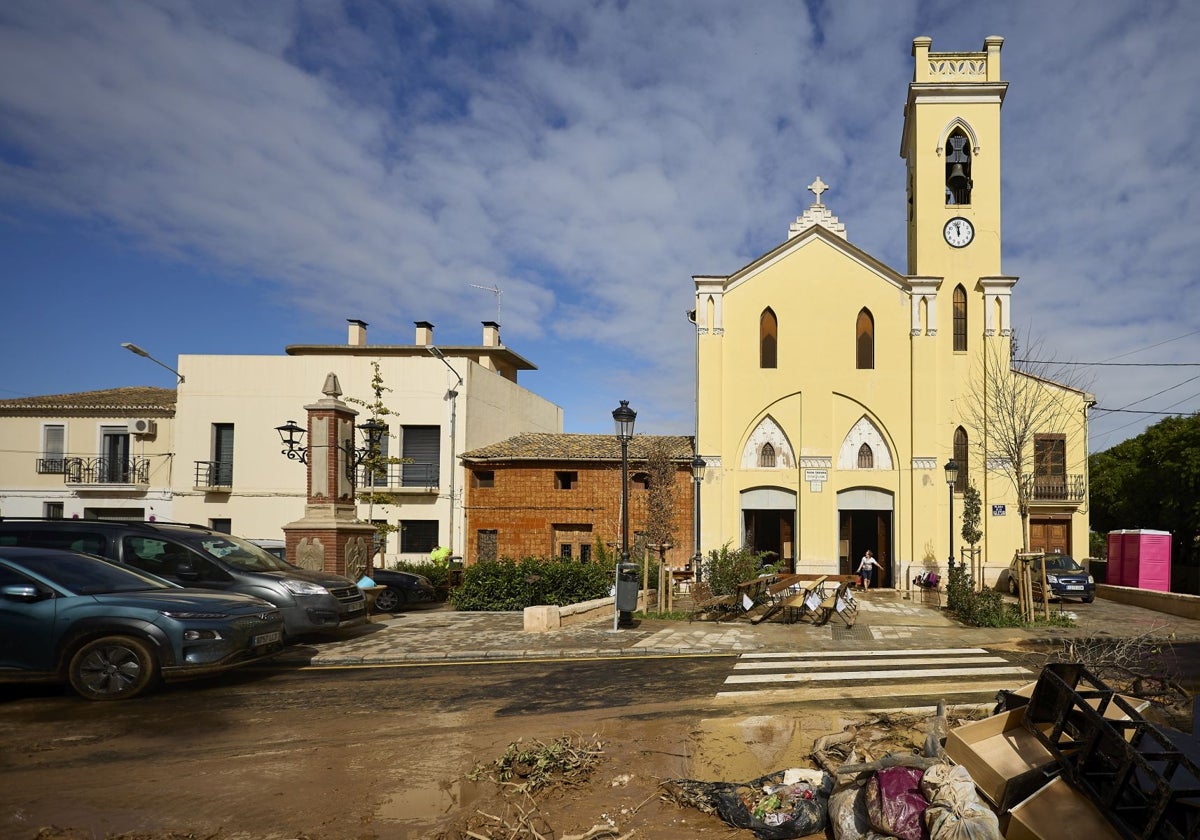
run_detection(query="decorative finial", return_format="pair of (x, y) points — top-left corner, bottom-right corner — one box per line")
(808, 176), (829, 205)
(322, 372), (342, 399)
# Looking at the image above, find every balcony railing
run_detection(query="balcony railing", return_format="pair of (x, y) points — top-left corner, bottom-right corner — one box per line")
(194, 461), (233, 491)
(1020, 473), (1086, 503)
(357, 462), (439, 491)
(37, 457), (69, 474)
(64, 457), (150, 486)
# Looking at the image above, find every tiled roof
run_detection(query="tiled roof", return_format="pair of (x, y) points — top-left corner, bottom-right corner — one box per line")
(0, 387), (176, 414)
(461, 433), (694, 463)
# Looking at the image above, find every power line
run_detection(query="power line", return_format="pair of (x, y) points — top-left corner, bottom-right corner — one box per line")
(1013, 359), (1200, 367)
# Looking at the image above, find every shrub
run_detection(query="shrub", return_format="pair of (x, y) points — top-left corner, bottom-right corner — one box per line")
(449, 557), (614, 612)
(702, 543), (775, 598)
(945, 561), (1060, 628)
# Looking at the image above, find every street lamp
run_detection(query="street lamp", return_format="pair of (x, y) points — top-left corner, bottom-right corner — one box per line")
(691, 453), (706, 582)
(612, 400), (636, 631)
(428, 346), (464, 554)
(945, 459), (959, 572)
(275, 417), (386, 487)
(121, 342), (184, 383)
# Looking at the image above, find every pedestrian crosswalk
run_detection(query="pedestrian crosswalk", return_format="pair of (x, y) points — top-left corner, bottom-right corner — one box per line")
(715, 648), (1033, 710)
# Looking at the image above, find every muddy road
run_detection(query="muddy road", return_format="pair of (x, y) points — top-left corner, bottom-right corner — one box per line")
(1, 655), (855, 839)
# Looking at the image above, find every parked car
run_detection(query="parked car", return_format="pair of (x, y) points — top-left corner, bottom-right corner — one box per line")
(371, 567), (438, 612)
(1005, 553), (1095, 603)
(247, 539), (287, 563)
(0, 519), (367, 638)
(0, 546), (284, 700)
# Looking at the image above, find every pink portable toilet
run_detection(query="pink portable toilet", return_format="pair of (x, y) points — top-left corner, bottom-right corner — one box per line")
(1109, 529), (1171, 592)
(1106, 531), (1125, 586)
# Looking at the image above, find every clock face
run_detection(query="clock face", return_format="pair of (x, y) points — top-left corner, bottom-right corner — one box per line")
(944, 217), (974, 248)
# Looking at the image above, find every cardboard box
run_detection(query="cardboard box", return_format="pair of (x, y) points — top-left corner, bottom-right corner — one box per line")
(1005, 777), (1122, 840)
(944, 706), (1058, 811)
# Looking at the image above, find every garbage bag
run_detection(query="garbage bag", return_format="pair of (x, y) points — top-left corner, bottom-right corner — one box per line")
(828, 785), (893, 840)
(865, 766), (928, 840)
(919, 764), (1001, 840)
(663, 769), (833, 839)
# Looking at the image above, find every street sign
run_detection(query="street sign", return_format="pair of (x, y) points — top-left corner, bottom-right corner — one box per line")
(992, 504), (1006, 516)
(805, 469), (828, 482)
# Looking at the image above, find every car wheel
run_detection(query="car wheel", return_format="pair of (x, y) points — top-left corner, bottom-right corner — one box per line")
(68, 636), (159, 701)
(1007, 574), (1019, 597)
(1082, 593), (1095, 604)
(373, 587), (402, 613)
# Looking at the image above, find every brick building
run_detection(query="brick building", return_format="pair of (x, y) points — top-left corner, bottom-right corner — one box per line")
(460, 433), (696, 569)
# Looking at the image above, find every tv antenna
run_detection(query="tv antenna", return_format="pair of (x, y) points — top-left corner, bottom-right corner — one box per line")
(469, 283), (502, 323)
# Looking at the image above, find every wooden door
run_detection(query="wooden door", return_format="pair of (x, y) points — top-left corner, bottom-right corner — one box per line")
(1030, 520), (1070, 555)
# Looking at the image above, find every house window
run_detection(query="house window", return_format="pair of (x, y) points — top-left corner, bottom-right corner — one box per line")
(39, 424), (66, 473)
(760, 308), (778, 369)
(632, 472), (651, 490)
(476, 529), (498, 563)
(580, 543), (592, 562)
(555, 471), (578, 490)
(402, 425), (440, 488)
(472, 469), (495, 488)
(759, 443), (776, 468)
(945, 129), (972, 205)
(209, 519), (231, 534)
(44, 502), (64, 519)
(1034, 433), (1067, 498)
(560, 543), (573, 559)
(953, 427), (969, 492)
(372, 519), (388, 555)
(953, 285), (967, 352)
(856, 309), (874, 369)
(212, 423), (234, 486)
(401, 520), (439, 553)
(363, 426), (390, 488)
(857, 444), (874, 469)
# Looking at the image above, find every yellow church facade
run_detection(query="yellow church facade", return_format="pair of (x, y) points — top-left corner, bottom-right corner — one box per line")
(693, 36), (1093, 590)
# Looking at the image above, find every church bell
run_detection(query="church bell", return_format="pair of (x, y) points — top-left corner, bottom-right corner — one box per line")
(947, 163), (969, 190)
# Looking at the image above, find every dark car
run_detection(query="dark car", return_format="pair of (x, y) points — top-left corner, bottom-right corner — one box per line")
(0, 519), (367, 639)
(1005, 553), (1095, 603)
(0, 546), (284, 700)
(370, 567), (438, 613)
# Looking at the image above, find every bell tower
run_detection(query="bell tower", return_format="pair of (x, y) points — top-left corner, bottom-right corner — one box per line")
(901, 36), (1007, 281)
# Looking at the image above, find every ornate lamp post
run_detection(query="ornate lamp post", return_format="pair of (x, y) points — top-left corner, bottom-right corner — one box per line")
(612, 400), (636, 631)
(275, 416), (386, 488)
(691, 453), (706, 582)
(944, 459), (959, 572)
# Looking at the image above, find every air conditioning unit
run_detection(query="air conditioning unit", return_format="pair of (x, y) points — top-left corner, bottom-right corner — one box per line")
(127, 418), (157, 436)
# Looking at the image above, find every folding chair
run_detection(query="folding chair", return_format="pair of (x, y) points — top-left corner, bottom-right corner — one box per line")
(814, 580), (859, 627)
(780, 575), (828, 624)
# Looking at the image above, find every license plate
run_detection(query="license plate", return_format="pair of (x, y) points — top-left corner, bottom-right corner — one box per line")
(253, 631), (282, 646)
(1066, 585), (1084, 591)
(347, 603), (364, 613)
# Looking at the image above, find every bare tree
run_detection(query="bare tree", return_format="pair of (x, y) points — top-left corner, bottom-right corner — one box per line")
(640, 438), (678, 558)
(959, 332), (1093, 550)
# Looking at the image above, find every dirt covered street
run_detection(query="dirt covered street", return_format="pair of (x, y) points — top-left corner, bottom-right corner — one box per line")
(0, 657), (894, 840)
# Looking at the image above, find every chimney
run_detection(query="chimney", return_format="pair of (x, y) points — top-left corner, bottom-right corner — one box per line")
(414, 321), (434, 346)
(482, 321), (500, 347)
(347, 319), (368, 347)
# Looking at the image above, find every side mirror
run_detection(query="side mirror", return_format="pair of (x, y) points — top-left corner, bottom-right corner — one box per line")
(1, 583), (49, 602)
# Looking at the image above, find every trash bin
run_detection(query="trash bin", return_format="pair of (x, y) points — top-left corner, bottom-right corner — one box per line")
(615, 562), (640, 625)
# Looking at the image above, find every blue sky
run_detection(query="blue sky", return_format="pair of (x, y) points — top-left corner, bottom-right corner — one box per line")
(1, 1), (1197, 452)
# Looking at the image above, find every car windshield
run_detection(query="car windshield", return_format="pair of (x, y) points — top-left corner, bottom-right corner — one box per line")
(1042, 555), (1084, 573)
(15, 551), (173, 595)
(192, 535), (295, 572)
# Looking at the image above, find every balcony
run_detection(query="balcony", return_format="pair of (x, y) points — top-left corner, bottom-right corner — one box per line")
(1020, 473), (1086, 504)
(356, 462), (439, 492)
(64, 457), (150, 488)
(194, 460), (233, 492)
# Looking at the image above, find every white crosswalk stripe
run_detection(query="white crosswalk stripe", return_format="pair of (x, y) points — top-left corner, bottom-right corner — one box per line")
(715, 647), (1034, 709)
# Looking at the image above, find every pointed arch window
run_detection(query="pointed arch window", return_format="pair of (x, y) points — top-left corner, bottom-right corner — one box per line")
(857, 443), (874, 469)
(953, 427), (968, 493)
(856, 308), (874, 370)
(946, 129), (972, 205)
(759, 443), (776, 468)
(760, 308), (777, 369)
(953, 285), (967, 351)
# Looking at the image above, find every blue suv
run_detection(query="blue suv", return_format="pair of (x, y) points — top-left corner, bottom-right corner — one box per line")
(0, 546), (284, 700)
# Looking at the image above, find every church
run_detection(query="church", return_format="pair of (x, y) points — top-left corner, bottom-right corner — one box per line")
(693, 36), (1093, 589)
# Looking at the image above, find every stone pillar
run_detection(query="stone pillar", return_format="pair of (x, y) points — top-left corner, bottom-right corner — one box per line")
(282, 373), (377, 581)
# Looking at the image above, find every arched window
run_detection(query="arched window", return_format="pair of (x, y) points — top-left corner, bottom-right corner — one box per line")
(857, 443), (874, 469)
(856, 308), (874, 369)
(946, 128), (972, 205)
(953, 427), (968, 493)
(759, 443), (776, 468)
(760, 308), (777, 369)
(953, 285), (967, 351)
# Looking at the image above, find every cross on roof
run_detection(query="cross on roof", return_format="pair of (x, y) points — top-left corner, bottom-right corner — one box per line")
(808, 176), (829, 204)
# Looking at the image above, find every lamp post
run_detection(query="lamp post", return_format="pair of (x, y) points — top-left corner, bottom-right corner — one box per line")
(945, 459), (959, 573)
(612, 400), (636, 631)
(275, 417), (386, 487)
(121, 342), (184, 383)
(691, 453), (706, 582)
(428, 346), (464, 554)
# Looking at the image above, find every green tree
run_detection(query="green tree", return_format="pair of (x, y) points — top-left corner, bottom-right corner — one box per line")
(638, 438), (678, 559)
(961, 483), (983, 548)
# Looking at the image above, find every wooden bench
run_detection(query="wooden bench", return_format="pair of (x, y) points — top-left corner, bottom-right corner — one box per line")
(779, 575), (829, 624)
(686, 580), (737, 622)
(814, 580), (859, 627)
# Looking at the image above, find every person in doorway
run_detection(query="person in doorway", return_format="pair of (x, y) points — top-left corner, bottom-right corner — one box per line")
(856, 550), (880, 591)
